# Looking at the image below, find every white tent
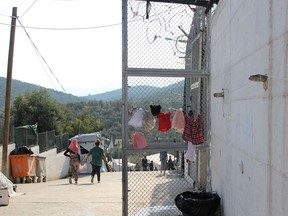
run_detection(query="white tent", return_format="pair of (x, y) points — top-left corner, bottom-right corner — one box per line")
(146, 153), (175, 170)
(111, 159), (135, 172)
(71, 132), (102, 143)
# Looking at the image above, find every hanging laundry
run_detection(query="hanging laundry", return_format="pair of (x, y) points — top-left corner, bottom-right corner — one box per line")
(128, 108), (144, 128)
(131, 132), (148, 149)
(171, 108), (185, 132)
(142, 111), (156, 132)
(158, 112), (172, 132)
(184, 141), (196, 162)
(182, 114), (204, 145)
(128, 107), (138, 116)
(150, 105), (161, 117)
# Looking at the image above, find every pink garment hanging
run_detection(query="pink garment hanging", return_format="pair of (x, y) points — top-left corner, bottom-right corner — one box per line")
(128, 108), (144, 128)
(184, 141), (196, 162)
(171, 109), (185, 132)
(158, 112), (172, 132)
(131, 132), (148, 149)
(69, 139), (80, 154)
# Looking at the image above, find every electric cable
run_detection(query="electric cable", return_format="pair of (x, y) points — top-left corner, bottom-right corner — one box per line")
(21, 0), (38, 18)
(17, 18), (74, 102)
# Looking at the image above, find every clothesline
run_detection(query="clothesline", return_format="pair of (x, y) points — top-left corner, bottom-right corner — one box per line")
(128, 106), (204, 154)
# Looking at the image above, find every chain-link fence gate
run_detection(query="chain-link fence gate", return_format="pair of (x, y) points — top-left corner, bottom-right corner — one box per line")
(122, 1), (210, 215)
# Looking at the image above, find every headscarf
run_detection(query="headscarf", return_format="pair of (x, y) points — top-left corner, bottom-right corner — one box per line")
(69, 139), (80, 154)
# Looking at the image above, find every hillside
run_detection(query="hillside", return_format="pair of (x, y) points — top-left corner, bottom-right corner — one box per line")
(0, 77), (185, 112)
(0, 77), (83, 104)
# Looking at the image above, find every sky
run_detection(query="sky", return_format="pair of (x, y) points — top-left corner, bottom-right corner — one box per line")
(0, 0), (122, 96)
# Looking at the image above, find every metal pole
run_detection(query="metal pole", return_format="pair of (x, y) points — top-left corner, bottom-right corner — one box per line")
(2, 7), (17, 175)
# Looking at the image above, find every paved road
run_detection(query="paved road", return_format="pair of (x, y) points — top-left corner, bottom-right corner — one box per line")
(0, 172), (122, 216)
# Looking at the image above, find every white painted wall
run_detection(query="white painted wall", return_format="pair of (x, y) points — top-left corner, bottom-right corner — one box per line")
(210, 0), (288, 215)
(0, 143), (16, 179)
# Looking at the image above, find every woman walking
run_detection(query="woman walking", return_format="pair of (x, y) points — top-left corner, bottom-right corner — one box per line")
(64, 139), (80, 184)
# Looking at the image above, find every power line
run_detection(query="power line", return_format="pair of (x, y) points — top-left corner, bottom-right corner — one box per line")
(16, 18), (74, 102)
(0, 3), (183, 31)
(21, 0), (38, 18)
(0, 20), (122, 31)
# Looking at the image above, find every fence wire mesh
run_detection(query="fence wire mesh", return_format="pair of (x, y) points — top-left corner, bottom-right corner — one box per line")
(125, 76), (209, 215)
(123, 1), (210, 215)
(127, 150), (187, 216)
(13, 127), (69, 154)
(125, 1), (206, 71)
(14, 127), (37, 148)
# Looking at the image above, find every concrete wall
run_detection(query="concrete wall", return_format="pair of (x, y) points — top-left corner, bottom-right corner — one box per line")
(0, 143), (16, 179)
(0, 144), (69, 182)
(210, 0), (288, 215)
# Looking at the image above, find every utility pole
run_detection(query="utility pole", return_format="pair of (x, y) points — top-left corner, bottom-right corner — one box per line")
(1, 7), (17, 176)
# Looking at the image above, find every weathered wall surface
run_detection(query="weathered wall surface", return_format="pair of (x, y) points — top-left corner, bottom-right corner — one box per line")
(210, 0), (288, 215)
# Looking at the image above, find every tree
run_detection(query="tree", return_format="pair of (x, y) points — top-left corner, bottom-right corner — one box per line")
(68, 106), (104, 136)
(11, 89), (69, 134)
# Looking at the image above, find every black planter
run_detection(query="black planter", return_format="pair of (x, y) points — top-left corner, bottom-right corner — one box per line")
(175, 191), (221, 216)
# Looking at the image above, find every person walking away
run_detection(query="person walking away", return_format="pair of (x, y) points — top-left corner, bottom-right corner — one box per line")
(84, 139), (107, 183)
(64, 139), (80, 184)
(142, 156), (148, 171)
(168, 155), (175, 170)
(160, 151), (168, 176)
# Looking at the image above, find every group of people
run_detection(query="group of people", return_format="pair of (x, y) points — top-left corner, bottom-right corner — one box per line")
(64, 139), (177, 183)
(136, 152), (175, 174)
(141, 156), (154, 171)
(63, 139), (107, 184)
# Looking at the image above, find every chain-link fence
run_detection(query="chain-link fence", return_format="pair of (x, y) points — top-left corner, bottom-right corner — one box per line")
(123, 1), (210, 215)
(124, 76), (209, 215)
(55, 133), (70, 153)
(2, 123), (69, 154)
(14, 126), (37, 148)
(30, 130), (69, 153)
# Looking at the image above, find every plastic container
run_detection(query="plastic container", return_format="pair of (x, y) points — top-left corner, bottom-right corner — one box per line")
(9, 154), (37, 183)
(175, 191), (220, 216)
(0, 189), (9, 206)
(36, 156), (47, 183)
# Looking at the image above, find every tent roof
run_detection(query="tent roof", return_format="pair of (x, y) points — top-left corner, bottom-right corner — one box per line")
(70, 132), (102, 143)
(146, 153), (174, 166)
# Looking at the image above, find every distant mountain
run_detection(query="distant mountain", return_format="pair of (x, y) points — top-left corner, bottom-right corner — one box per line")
(0, 77), (123, 112)
(0, 77), (85, 111)
(0, 77), (185, 112)
(83, 89), (122, 101)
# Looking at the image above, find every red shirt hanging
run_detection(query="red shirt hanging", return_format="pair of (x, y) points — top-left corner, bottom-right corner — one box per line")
(158, 112), (172, 132)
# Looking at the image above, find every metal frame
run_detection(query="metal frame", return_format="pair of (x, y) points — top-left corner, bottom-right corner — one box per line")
(122, 0), (211, 215)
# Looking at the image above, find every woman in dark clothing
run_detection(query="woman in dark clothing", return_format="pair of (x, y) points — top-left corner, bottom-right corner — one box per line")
(64, 139), (80, 184)
(168, 155), (175, 170)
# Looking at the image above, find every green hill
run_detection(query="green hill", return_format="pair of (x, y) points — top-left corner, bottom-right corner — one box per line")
(0, 77), (185, 112)
(0, 77), (84, 109)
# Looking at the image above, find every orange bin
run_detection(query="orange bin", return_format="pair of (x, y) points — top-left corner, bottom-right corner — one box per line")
(9, 154), (37, 178)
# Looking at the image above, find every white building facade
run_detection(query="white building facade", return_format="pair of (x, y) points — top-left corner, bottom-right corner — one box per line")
(210, 1), (288, 215)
